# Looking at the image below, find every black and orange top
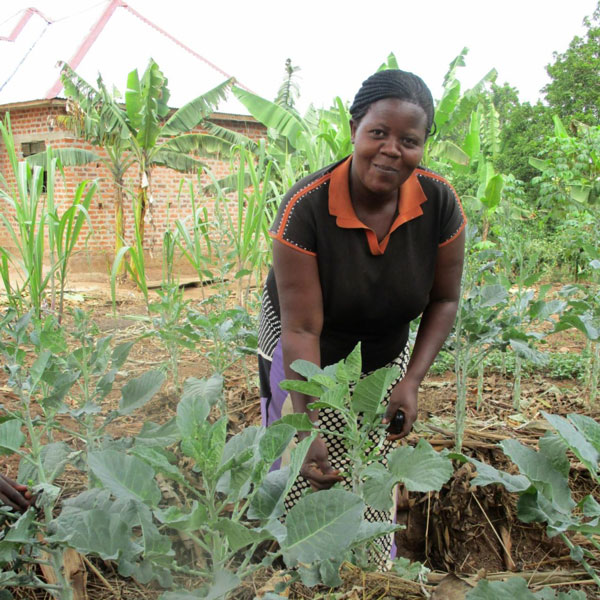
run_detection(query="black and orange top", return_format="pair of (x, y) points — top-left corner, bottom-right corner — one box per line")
(258, 155), (466, 373)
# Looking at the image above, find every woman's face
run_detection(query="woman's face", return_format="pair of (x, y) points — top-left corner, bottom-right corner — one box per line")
(350, 98), (428, 200)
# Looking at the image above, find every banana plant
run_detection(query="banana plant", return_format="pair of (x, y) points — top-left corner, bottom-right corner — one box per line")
(424, 48), (498, 170)
(39, 60), (247, 254)
(232, 85), (352, 176)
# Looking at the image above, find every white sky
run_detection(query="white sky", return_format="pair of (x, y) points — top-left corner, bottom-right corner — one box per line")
(1, 0), (598, 111)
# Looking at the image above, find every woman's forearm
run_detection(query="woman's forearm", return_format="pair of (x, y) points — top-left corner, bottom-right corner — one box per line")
(404, 298), (458, 385)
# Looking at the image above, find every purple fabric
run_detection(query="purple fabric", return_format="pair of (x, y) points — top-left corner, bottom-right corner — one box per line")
(266, 340), (287, 426)
(261, 340), (288, 470)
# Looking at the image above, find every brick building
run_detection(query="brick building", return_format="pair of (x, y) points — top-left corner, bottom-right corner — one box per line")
(0, 1), (266, 277)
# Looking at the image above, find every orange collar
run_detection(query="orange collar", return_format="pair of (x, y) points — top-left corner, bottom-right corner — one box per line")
(328, 155), (428, 255)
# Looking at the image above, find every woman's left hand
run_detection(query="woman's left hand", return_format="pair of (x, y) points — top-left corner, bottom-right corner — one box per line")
(382, 377), (419, 440)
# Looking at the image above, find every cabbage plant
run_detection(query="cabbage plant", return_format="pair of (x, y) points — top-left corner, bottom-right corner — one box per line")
(464, 412), (600, 588)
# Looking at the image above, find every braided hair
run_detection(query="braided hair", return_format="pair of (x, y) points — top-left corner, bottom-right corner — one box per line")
(349, 69), (435, 136)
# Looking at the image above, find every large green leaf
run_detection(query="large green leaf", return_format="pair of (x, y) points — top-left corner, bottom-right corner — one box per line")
(177, 393), (211, 440)
(247, 468), (290, 520)
(278, 413), (315, 431)
(249, 434), (315, 520)
(309, 384), (346, 411)
(363, 463), (397, 511)
(387, 439), (454, 492)
(568, 414), (600, 453)
(538, 433), (570, 478)
(125, 68), (143, 131)
(111, 340), (135, 370)
(201, 120), (255, 150)
(182, 374), (223, 407)
(119, 369), (165, 415)
(88, 450), (161, 506)
(353, 519), (398, 546)
(154, 501), (207, 531)
(542, 412), (598, 476)
(130, 446), (184, 482)
(500, 439), (575, 514)
(135, 419), (180, 447)
(279, 378), (324, 397)
(435, 140), (470, 165)
(516, 492), (576, 535)
(136, 60), (167, 149)
(469, 456), (532, 493)
(282, 489), (364, 565)
(351, 367), (400, 416)
(509, 339), (547, 366)
(215, 518), (271, 553)
(288, 359), (323, 380)
(466, 577), (537, 599)
(258, 423), (295, 463)
(478, 284), (508, 308)
(26, 149), (100, 168)
(135, 503), (173, 561)
(152, 149), (207, 173)
(216, 426), (262, 499)
(4, 509), (36, 543)
(160, 133), (234, 157)
(162, 78), (235, 134)
(0, 420), (25, 455)
(49, 508), (134, 560)
(233, 86), (308, 148)
(41, 442), (71, 482)
(528, 156), (550, 172)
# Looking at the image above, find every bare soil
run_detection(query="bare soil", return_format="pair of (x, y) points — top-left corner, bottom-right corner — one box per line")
(2, 280), (599, 599)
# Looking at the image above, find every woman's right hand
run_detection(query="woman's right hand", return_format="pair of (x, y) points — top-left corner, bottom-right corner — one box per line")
(0, 473), (34, 512)
(300, 435), (344, 491)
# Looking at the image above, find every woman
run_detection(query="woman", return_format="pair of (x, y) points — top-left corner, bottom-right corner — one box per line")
(258, 69), (465, 557)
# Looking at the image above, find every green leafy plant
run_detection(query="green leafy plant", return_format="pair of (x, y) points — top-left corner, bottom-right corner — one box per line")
(0, 116), (96, 321)
(187, 297), (256, 384)
(467, 576), (586, 599)
(464, 412), (600, 587)
(555, 260), (600, 403)
(0, 307), (166, 597)
(447, 225), (508, 449)
(280, 343), (454, 573)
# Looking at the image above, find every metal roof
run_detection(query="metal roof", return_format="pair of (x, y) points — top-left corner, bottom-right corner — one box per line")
(0, 0), (250, 115)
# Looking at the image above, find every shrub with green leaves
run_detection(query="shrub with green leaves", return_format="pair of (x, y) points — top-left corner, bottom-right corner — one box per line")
(280, 343), (454, 573)
(464, 411), (600, 588)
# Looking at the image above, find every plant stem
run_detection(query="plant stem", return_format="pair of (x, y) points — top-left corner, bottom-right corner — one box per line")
(560, 533), (600, 588)
(512, 354), (522, 411)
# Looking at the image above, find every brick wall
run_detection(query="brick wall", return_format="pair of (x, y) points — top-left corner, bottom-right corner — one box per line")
(0, 100), (267, 276)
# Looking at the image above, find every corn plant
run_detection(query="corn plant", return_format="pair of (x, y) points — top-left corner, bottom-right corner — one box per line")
(463, 412), (600, 588)
(174, 173), (215, 305)
(0, 116), (95, 322)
